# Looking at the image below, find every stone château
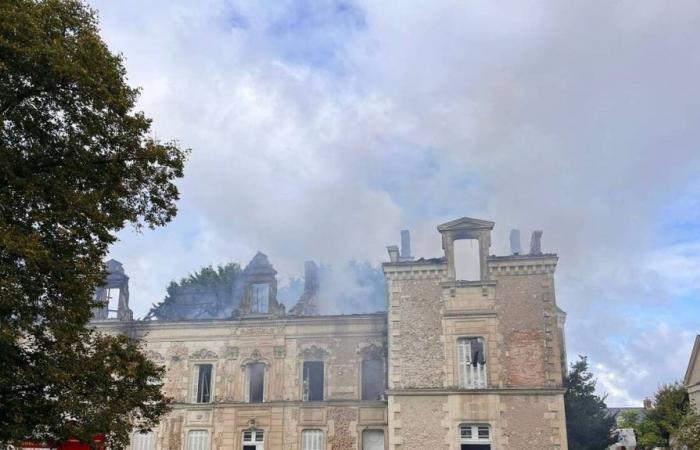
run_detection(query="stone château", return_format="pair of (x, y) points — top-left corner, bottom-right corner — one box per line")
(94, 217), (568, 450)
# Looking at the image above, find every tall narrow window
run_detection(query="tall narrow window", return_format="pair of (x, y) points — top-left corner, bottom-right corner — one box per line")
(302, 361), (324, 401)
(187, 430), (210, 450)
(247, 363), (265, 403)
(131, 432), (155, 450)
(301, 429), (323, 450)
(457, 337), (487, 389)
(362, 430), (384, 450)
(191, 364), (213, 403)
(460, 424), (491, 449)
(242, 429), (264, 450)
(250, 283), (269, 313)
(361, 359), (384, 400)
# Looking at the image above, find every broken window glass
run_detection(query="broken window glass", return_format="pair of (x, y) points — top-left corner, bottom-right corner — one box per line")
(302, 361), (324, 401)
(247, 363), (265, 403)
(361, 359), (384, 400)
(458, 337), (487, 389)
(191, 364), (212, 403)
(250, 283), (269, 313)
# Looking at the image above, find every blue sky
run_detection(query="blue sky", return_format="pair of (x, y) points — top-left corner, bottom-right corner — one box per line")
(90, 0), (700, 406)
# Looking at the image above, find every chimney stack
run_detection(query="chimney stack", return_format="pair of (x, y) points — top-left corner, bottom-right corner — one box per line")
(387, 245), (399, 262)
(509, 229), (521, 255)
(304, 261), (319, 292)
(400, 230), (412, 259)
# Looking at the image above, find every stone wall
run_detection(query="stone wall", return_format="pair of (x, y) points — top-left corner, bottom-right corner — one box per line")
(490, 256), (564, 388)
(500, 395), (567, 449)
(384, 263), (447, 390)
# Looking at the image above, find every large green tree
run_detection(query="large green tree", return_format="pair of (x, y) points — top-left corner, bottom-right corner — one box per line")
(632, 383), (699, 450)
(564, 356), (616, 450)
(0, 0), (186, 447)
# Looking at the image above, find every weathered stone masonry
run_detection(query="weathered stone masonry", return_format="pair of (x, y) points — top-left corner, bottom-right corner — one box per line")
(94, 216), (568, 450)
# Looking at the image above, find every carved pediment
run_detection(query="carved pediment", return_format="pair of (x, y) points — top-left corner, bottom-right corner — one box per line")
(240, 349), (270, 367)
(145, 350), (165, 362)
(299, 345), (329, 361)
(190, 348), (218, 360)
(437, 216), (494, 232)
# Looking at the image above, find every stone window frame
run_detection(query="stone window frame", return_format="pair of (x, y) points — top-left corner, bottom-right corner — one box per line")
(299, 428), (325, 450)
(358, 427), (387, 450)
(456, 336), (488, 390)
(241, 350), (271, 403)
(357, 343), (387, 401)
(189, 362), (216, 404)
(241, 427), (265, 449)
(298, 345), (329, 402)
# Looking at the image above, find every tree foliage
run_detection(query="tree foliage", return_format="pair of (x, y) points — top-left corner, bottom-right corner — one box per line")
(564, 356), (616, 450)
(0, 0), (186, 447)
(147, 263), (242, 320)
(631, 383), (699, 450)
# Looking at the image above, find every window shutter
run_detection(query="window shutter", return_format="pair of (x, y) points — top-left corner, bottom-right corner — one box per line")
(131, 432), (155, 450)
(187, 430), (209, 450)
(191, 365), (200, 403)
(302, 430), (323, 450)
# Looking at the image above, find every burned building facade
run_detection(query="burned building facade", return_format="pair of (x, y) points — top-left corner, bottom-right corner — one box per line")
(94, 217), (568, 450)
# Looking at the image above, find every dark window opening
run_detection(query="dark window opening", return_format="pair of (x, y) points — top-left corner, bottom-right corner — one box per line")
(303, 361), (324, 401)
(361, 359), (384, 400)
(461, 445), (490, 450)
(196, 364), (212, 403)
(248, 363), (265, 403)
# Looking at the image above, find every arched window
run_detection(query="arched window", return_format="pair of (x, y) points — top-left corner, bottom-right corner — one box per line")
(130, 431), (155, 450)
(301, 429), (323, 450)
(187, 430), (210, 450)
(191, 363), (213, 403)
(246, 362), (265, 403)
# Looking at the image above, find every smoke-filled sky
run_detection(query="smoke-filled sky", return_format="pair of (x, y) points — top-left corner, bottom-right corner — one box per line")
(92, 0), (700, 406)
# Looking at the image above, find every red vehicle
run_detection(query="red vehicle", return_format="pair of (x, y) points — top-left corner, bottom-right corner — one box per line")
(20, 435), (105, 450)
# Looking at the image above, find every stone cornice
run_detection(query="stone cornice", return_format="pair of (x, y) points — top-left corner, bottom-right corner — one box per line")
(382, 261), (447, 281)
(170, 399), (388, 409)
(91, 312), (387, 332)
(442, 310), (497, 319)
(488, 255), (558, 276)
(387, 387), (566, 396)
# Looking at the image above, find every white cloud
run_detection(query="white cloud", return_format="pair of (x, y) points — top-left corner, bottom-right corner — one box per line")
(91, 0), (700, 404)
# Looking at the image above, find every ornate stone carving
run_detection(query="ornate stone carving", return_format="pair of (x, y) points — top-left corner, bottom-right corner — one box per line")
(145, 350), (165, 362)
(240, 348), (270, 367)
(274, 346), (286, 359)
(224, 346), (239, 359)
(299, 344), (329, 361)
(358, 343), (386, 360)
(190, 348), (218, 360)
(167, 343), (188, 362)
